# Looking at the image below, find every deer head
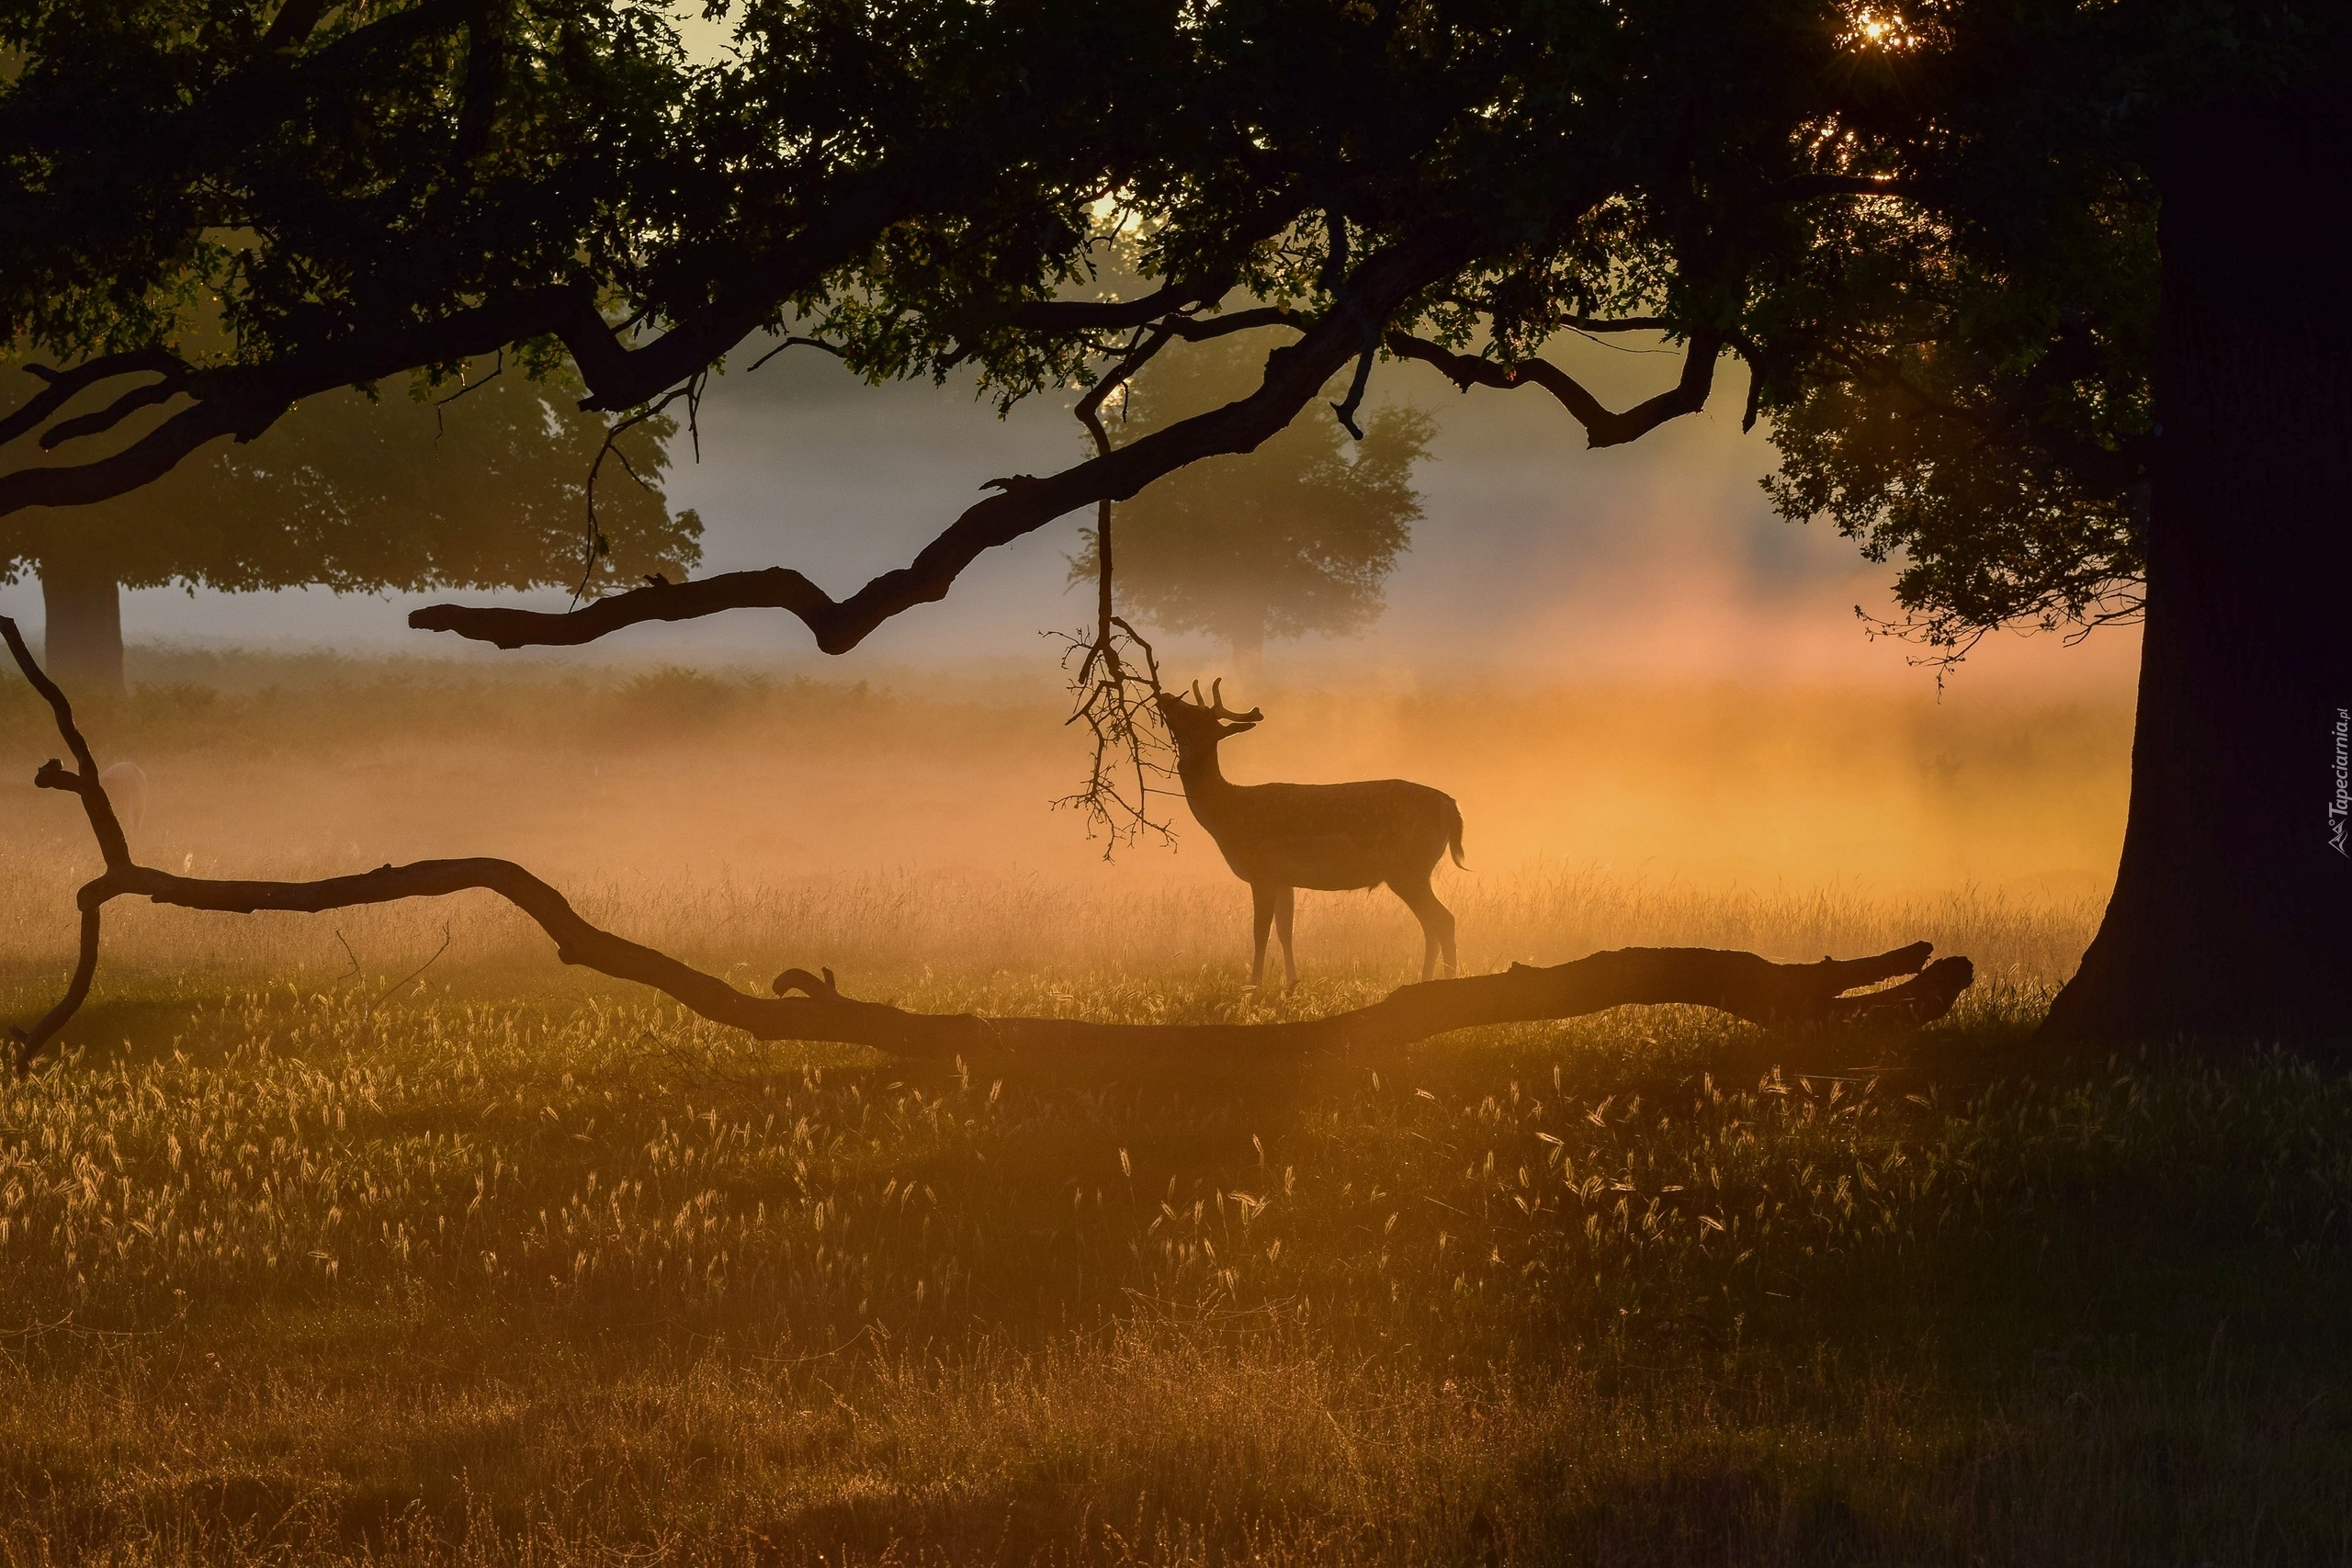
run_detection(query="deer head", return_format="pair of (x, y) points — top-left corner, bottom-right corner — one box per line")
(1155, 678), (1264, 759)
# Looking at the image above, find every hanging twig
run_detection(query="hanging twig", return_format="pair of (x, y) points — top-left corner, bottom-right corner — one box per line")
(573, 377), (697, 606)
(431, 350), (504, 439)
(1054, 325), (1181, 852)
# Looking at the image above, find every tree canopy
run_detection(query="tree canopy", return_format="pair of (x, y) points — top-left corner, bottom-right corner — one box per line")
(1069, 340), (1430, 667)
(8, 0), (2300, 652)
(3, 358), (695, 596)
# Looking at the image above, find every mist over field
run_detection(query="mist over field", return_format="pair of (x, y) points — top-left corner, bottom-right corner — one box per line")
(1, 656), (2128, 1001)
(41, 331), (2143, 687)
(1, 322), (2145, 1010)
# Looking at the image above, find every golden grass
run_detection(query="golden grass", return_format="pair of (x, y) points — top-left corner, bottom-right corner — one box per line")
(3, 977), (2348, 1564)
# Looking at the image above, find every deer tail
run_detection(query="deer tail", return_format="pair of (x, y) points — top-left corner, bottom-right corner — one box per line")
(1445, 798), (1467, 870)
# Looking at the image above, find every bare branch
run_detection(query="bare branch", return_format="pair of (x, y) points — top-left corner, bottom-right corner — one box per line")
(0, 388), (289, 512)
(745, 334), (849, 374)
(33, 375), (192, 451)
(1162, 307), (1310, 342)
(1385, 328), (1726, 448)
(412, 222), (1486, 653)
(571, 378), (696, 603)
(1329, 342), (1377, 439)
(0, 348), (189, 449)
(1010, 281), (1210, 332)
(431, 348), (503, 436)
(1, 618), (133, 871)
(1057, 324), (1181, 850)
(0, 288), (590, 517)
(1563, 315), (1676, 333)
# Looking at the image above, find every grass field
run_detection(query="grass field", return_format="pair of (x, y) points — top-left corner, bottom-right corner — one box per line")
(5, 658), (2346, 1564)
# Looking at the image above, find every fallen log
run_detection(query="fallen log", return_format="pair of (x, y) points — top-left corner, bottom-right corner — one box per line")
(3, 616), (1973, 1069)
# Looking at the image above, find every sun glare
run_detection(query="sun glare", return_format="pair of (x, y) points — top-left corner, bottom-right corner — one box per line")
(1840, 6), (1922, 51)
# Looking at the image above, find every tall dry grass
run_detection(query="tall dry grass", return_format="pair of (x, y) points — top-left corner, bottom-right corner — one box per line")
(2, 977), (2347, 1564)
(2, 652), (2119, 1017)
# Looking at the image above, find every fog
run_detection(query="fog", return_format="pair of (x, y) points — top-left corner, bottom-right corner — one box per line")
(28, 329), (2140, 692)
(2, 329), (2137, 995)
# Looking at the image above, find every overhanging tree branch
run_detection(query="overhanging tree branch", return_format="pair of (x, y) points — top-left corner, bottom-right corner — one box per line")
(3, 615), (1973, 1073)
(1385, 327), (1726, 448)
(1011, 281), (1212, 332)
(1058, 324), (1178, 848)
(0, 162), (930, 518)
(0, 350), (192, 448)
(409, 223), (1482, 653)
(0, 287), (587, 515)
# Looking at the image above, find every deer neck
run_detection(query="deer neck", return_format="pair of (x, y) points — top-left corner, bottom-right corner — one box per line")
(1176, 742), (1241, 817)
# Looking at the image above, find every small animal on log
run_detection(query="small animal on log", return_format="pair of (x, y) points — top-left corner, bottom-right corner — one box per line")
(1156, 679), (1464, 988)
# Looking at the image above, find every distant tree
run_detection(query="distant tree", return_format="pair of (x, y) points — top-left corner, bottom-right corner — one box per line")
(2, 362), (697, 694)
(1069, 340), (1430, 673)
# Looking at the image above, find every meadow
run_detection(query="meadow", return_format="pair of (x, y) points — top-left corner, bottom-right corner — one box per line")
(4, 655), (2346, 1564)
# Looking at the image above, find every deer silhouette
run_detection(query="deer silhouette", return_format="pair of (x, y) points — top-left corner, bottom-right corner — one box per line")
(1157, 680), (1464, 988)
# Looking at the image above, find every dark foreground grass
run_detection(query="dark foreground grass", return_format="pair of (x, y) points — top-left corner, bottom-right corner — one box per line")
(2, 971), (2348, 1565)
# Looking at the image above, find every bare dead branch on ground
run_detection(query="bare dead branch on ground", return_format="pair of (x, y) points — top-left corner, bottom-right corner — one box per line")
(3, 617), (1973, 1073)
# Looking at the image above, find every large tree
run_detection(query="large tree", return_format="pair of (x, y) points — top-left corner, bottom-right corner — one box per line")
(3, 360), (696, 694)
(1068, 339), (1431, 672)
(1, 1), (2344, 1047)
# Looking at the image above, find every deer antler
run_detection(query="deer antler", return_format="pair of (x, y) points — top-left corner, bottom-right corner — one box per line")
(1206, 678), (1263, 722)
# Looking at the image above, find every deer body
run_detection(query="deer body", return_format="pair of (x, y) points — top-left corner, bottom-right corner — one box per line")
(1159, 682), (1464, 987)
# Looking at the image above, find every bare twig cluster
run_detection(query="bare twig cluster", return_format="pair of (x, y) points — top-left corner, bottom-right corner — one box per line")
(1052, 614), (1174, 852)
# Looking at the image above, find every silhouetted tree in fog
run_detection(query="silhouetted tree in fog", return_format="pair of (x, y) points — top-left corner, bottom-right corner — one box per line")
(4, 361), (696, 694)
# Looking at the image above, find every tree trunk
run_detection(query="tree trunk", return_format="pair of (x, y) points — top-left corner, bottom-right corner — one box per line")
(2041, 96), (2352, 1049)
(39, 557), (125, 699)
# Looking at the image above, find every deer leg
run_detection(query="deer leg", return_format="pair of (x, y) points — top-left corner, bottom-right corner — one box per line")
(1250, 884), (1277, 989)
(1391, 872), (1458, 981)
(1274, 886), (1298, 991)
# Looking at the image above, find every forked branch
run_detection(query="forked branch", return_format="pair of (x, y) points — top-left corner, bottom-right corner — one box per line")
(3, 618), (1972, 1072)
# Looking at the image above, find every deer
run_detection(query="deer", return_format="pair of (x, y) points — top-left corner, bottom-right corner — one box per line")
(1155, 680), (1464, 989)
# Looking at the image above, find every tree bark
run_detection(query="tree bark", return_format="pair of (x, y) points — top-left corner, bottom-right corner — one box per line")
(2041, 96), (2352, 1049)
(39, 557), (124, 699)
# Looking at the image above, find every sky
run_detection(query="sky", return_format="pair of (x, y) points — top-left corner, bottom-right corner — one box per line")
(8, 325), (2141, 697)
